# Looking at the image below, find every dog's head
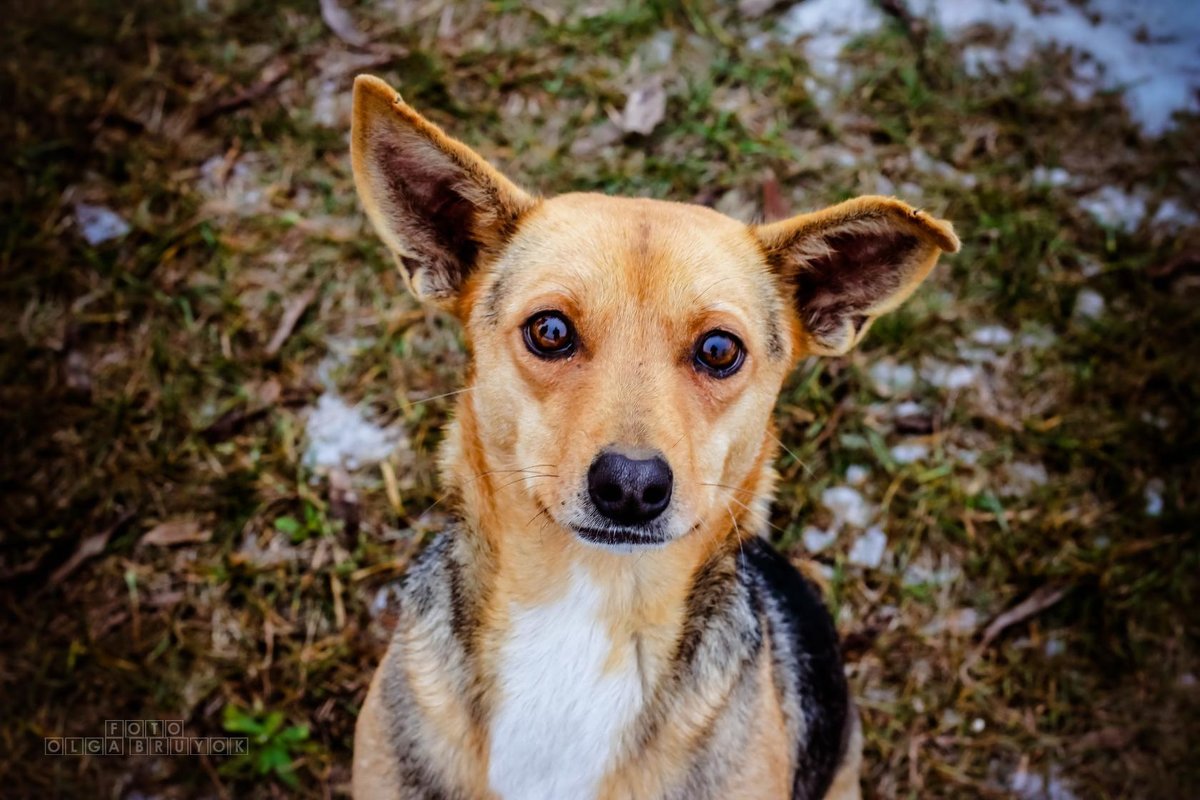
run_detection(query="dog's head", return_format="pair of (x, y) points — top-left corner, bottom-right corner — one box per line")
(351, 76), (958, 552)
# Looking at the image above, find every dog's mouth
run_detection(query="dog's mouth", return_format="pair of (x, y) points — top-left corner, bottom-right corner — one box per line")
(569, 524), (671, 550)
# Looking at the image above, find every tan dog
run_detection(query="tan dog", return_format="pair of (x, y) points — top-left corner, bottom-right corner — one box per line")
(348, 74), (958, 800)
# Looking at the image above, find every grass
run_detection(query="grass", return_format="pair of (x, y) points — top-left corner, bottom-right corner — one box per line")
(1, 0), (1197, 797)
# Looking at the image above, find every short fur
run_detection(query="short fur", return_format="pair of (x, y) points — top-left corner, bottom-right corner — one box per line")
(348, 75), (958, 800)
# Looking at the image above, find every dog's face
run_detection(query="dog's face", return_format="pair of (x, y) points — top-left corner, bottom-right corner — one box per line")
(351, 76), (958, 551)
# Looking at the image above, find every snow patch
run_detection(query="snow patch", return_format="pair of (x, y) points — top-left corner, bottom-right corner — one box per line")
(777, 0), (883, 78)
(821, 485), (874, 528)
(921, 360), (981, 390)
(1144, 478), (1164, 517)
(1002, 461), (1050, 497)
(890, 442), (929, 464)
(802, 525), (839, 553)
(75, 203), (131, 245)
(1010, 763), (1078, 800)
(845, 464), (870, 486)
(1079, 186), (1147, 231)
(847, 526), (887, 568)
(303, 394), (403, 471)
(868, 360), (917, 397)
(918, 0), (1200, 134)
(1030, 166), (1074, 188)
(1151, 199), (1200, 231)
(971, 324), (1014, 347)
(1072, 288), (1106, 321)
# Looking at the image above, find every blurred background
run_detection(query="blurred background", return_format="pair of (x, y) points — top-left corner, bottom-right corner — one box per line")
(1, 0), (1197, 796)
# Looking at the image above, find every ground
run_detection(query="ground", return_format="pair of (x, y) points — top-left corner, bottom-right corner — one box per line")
(1, 0), (1198, 797)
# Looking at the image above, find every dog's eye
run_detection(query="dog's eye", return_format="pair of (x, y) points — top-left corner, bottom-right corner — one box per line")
(523, 311), (576, 358)
(694, 330), (744, 377)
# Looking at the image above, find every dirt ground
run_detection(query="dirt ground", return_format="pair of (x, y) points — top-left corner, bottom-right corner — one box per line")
(1, 0), (1197, 797)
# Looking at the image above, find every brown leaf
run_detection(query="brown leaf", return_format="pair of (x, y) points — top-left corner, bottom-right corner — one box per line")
(47, 511), (134, 587)
(196, 57), (290, 125)
(320, 0), (369, 47)
(620, 79), (667, 136)
(265, 287), (316, 357)
(979, 584), (1070, 650)
(761, 172), (789, 222)
(141, 519), (211, 547)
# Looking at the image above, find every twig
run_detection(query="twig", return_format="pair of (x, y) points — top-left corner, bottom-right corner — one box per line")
(196, 57), (291, 125)
(265, 287), (317, 357)
(45, 510), (135, 589)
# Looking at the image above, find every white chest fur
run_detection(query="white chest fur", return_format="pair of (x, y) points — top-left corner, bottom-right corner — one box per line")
(487, 571), (644, 800)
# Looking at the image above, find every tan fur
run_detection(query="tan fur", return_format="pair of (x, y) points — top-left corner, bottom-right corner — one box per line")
(349, 75), (954, 800)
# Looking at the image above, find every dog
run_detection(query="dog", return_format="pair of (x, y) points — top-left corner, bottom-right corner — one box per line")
(348, 74), (958, 800)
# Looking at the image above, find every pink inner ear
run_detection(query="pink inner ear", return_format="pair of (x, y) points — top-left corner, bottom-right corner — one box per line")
(792, 229), (919, 341)
(376, 140), (480, 291)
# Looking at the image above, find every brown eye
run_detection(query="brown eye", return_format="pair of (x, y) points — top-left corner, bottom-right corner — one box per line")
(694, 330), (744, 377)
(523, 311), (576, 358)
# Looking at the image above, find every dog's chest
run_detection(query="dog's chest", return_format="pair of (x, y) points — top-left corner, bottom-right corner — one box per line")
(487, 573), (644, 800)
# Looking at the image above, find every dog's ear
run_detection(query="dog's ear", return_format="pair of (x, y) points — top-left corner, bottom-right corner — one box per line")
(351, 75), (536, 306)
(754, 196), (959, 356)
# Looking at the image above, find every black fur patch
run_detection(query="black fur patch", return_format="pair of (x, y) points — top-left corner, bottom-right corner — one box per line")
(741, 537), (849, 800)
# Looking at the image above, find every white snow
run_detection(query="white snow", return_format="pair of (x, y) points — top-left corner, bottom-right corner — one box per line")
(821, 485), (874, 528)
(1010, 763), (1079, 800)
(1144, 478), (1165, 517)
(303, 393), (403, 471)
(890, 442), (929, 464)
(921, 360), (981, 390)
(902, 556), (961, 587)
(802, 525), (839, 553)
(917, 0), (1200, 134)
(868, 360), (917, 397)
(892, 400), (926, 419)
(1003, 461), (1050, 496)
(777, 0), (1200, 134)
(777, 0), (883, 78)
(1072, 288), (1106, 321)
(1151, 199), (1200, 231)
(75, 203), (131, 245)
(971, 324), (1014, 347)
(1079, 186), (1147, 231)
(847, 525), (887, 568)
(1030, 166), (1074, 188)
(845, 464), (870, 486)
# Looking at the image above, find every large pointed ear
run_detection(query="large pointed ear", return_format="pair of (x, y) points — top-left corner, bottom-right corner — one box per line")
(350, 75), (537, 306)
(754, 196), (960, 356)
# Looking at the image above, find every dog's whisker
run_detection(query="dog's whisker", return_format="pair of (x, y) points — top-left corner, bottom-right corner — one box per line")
(400, 386), (474, 408)
(706, 482), (791, 538)
(768, 431), (813, 477)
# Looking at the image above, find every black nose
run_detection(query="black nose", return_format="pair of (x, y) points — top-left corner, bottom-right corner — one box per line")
(587, 450), (673, 525)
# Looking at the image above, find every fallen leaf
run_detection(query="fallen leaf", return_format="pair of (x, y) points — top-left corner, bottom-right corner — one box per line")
(320, 0), (369, 47)
(761, 172), (789, 222)
(141, 519), (211, 547)
(979, 584), (1070, 650)
(47, 511), (134, 587)
(265, 287), (316, 357)
(620, 79), (667, 136)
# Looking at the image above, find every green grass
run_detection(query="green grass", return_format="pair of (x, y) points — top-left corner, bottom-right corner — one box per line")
(1, 1), (1197, 797)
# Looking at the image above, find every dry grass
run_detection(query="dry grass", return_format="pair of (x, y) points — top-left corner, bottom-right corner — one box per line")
(1, 1), (1197, 797)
